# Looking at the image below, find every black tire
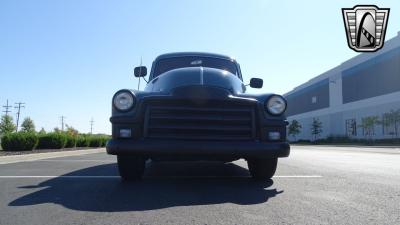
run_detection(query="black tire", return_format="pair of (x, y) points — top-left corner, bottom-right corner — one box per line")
(117, 155), (145, 181)
(247, 158), (278, 180)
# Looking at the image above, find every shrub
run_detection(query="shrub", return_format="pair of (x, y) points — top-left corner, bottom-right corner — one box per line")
(295, 139), (311, 144)
(88, 136), (103, 147)
(37, 132), (67, 149)
(326, 135), (352, 143)
(76, 135), (90, 147)
(1, 132), (38, 151)
(375, 138), (400, 144)
(100, 136), (109, 147)
(65, 135), (77, 148)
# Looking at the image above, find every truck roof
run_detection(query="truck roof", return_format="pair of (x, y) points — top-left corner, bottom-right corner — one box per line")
(154, 52), (237, 63)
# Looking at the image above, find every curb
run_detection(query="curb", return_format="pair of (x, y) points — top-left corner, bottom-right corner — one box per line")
(292, 144), (400, 149)
(292, 145), (400, 154)
(0, 148), (105, 165)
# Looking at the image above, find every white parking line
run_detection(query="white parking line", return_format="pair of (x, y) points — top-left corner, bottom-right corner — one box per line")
(0, 175), (322, 179)
(274, 175), (323, 178)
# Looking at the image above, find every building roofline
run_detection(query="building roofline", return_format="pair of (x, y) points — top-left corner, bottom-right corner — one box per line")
(284, 31), (400, 97)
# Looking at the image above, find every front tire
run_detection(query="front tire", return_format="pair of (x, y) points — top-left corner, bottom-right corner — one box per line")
(117, 155), (145, 181)
(247, 158), (278, 180)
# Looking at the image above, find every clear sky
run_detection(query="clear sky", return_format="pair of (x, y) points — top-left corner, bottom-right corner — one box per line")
(1, 0), (399, 134)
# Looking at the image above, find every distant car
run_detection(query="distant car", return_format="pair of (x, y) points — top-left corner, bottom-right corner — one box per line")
(106, 52), (290, 181)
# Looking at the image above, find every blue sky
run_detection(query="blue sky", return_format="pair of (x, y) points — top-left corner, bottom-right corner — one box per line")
(1, 0), (399, 134)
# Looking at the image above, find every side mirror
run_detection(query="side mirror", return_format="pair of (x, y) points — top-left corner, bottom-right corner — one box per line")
(134, 66), (147, 77)
(250, 78), (263, 88)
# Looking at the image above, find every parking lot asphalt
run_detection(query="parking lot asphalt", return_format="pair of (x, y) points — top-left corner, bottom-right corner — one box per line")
(0, 146), (399, 225)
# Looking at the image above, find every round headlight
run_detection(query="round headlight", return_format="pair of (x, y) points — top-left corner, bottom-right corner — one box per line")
(265, 95), (286, 115)
(113, 91), (135, 111)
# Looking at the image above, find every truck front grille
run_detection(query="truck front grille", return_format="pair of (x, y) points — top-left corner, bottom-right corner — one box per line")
(144, 103), (256, 141)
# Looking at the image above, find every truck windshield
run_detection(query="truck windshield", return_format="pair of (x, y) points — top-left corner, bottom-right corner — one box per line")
(153, 56), (238, 77)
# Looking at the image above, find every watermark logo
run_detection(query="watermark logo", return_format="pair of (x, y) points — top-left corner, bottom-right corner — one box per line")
(342, 5), (389, 52)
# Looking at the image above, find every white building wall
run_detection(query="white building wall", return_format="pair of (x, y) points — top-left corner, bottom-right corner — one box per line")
(288, 91), (400, 141)
(286, 32), (400, 141)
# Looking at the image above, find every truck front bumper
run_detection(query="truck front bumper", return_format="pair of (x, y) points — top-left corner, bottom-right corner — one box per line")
(106, 139), (290, 159)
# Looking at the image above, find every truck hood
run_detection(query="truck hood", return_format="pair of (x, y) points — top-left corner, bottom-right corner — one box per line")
(144, 67), (245, 94)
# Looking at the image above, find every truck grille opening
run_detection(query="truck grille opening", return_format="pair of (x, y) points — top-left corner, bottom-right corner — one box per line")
(144, 103), (256, 141)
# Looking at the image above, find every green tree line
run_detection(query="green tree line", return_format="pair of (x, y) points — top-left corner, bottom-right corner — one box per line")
(0, 115), (109, 151)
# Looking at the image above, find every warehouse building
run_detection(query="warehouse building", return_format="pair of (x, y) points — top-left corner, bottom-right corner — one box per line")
(284, 32), (400, 141)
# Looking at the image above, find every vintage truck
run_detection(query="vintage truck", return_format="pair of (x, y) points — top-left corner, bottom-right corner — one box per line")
(106, 52), (290, 181)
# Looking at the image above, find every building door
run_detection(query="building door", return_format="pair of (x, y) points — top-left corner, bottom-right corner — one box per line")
(345, 119), (357, 137)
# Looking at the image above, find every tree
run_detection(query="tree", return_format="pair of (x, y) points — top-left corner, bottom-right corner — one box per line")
(359, 116), (379, 139)
(310, 118), (322, 141)
(288, 120), (302, 141)
(379, 111), (395, 138)
(21, 117), (35, 132)
(38, 127), (46, 135)
(379, 109), (400, 138)
(392, 109), (400, 137)
(0, 115), (16, 135)
(65, 124), (79, 136)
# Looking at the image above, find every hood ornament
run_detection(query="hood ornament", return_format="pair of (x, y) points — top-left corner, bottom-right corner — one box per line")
(190, 59), (203, 65)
